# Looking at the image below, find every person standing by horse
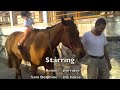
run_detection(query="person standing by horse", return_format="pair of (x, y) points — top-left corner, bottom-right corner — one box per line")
(18, 11), (34, 49)
(81, 18), (112, 79)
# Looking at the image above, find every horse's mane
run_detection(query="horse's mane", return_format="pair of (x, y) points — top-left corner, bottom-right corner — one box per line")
(33, 20), (77, 33)
(33, 22), (61, 32)
(45, 22), (61, 30)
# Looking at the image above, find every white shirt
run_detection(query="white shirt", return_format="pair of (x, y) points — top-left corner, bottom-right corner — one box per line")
(81, 31), (108, 56)
(24, 17), (34, 28)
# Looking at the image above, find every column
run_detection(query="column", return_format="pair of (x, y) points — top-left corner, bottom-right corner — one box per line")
(42, 11), (48, 23)
(9, 11), (14, 27)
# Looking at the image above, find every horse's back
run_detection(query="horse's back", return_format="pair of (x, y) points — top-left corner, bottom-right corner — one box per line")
(5, 31), (24, 59)
(5, 31), (23, 48)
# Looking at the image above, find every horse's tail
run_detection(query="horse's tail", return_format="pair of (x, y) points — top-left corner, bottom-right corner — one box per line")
(5, 36), (13, 68)
(4, 47), (13, 68)
(5, 48), (14, 68)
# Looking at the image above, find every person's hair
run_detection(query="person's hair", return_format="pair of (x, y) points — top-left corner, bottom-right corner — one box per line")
(95, 18), (106, 27)
(20, 11), (31, 18)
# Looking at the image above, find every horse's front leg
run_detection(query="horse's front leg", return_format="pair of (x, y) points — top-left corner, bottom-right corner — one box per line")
(15, 58), (22, 79)
(16, 69), (22, 79)
(44, 63), (56, 77)
(31, 63), (37, 77)
(44, 68), (56, 79)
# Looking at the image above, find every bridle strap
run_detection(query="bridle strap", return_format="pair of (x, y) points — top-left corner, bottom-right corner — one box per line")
(48, 28), (55, 58)
(48, 26), (79, 60)
(63, 26), (79, 59)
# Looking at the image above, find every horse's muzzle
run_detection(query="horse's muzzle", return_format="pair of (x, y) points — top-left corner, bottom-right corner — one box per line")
(76, 50), (85, 61)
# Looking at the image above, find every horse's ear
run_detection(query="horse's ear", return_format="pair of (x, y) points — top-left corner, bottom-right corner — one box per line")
(61, 17), (65, 22)
(71, 16), (74, 22)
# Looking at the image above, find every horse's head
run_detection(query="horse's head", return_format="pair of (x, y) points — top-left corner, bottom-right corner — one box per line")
(61, 16), (85, 60)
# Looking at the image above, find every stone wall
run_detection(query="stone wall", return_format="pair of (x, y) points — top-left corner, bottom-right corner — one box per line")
(107, 39), (120, 79)
(54, 43), (82, 79)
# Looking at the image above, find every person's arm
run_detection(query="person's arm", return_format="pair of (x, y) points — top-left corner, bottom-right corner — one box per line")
(103, 33), (112, 70)
(104, 45), (112, 70)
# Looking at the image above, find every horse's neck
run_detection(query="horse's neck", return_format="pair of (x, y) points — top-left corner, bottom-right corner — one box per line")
(50, 23), (64, 49)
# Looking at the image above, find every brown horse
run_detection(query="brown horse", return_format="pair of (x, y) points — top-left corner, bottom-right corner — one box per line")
(5, 17), (85, 79)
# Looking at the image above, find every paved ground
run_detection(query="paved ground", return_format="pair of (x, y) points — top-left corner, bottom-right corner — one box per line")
(0, 57), (46, 79)
(0, 60), (31, 79)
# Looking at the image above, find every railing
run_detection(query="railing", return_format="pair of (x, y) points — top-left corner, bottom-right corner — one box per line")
(48, 11), (120, 23)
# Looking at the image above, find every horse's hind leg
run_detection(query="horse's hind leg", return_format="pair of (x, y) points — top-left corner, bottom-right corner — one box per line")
(14, 58), (22, 79)
(6, 51), (22, 79)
